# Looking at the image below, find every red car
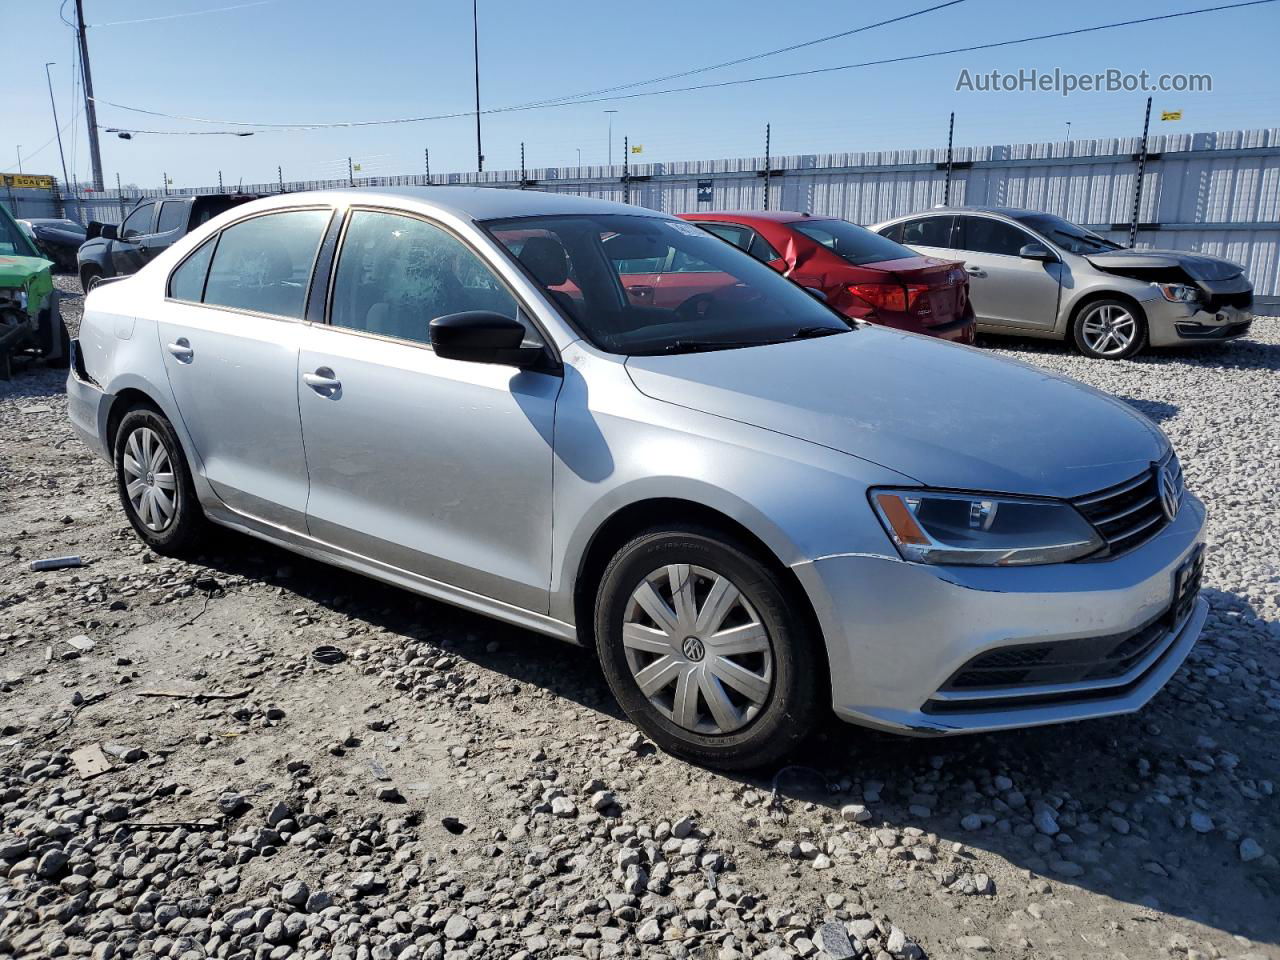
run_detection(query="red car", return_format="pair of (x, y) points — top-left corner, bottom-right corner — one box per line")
(677, 211), (976, 343)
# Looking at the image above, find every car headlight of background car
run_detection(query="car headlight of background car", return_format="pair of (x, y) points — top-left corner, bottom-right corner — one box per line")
(871, 489), (1104, 565)
(1156, 282), (1201, 304)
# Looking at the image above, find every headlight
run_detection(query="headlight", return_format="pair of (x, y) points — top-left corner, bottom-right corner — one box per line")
(1156, 282), (1200, 304)
(870, 489), (1104, 566)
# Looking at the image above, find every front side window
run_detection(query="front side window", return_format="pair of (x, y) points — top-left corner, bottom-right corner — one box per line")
(0, 210), (39, 257)
(157, 200), (188, 234)
(1014, 213), (1122, 254)
(488, 214), (848, 356)
(791, 219), (918, 266)
(120, 202), (156, 239)
(168, 236), (217, 302)
(698, 222), (781, 264)
(898, 216), (954, 248)
(201, 209), (330, 318)
(330, 210), (517, 346)
(955, 217), (1033, 257)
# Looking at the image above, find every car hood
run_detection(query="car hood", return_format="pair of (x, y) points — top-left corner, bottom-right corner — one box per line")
(625, 328), (1169, 498)
(1085, 248), (1244, 282)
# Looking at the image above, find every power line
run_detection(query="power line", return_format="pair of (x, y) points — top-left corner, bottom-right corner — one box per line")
(89, 0), (283, 27)
(89, 0), (1277, 133)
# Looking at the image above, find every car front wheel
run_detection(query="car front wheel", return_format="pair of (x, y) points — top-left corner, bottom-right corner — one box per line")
(594, 526), (820, 770)
(1072, 298), (1148, 360)
(114, 407), (206, 556)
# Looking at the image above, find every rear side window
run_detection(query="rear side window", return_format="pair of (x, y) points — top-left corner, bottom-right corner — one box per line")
(698, 222), (781, 264)
(898, 216), (954, 248)
(201, 209), (330, 319)
(791, 219), (917, 266)
(955, 216), (1033, 256)
(168, 236), (217, 302)
(157, 201), (188, 234)
(330, 210), (517, 346)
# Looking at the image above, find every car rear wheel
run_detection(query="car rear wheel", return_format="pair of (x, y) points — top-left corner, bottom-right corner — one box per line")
(79, 265), (102, 293)
(1072, 298), (1147, 360)
(594, 525), (820, 770)
(114, 407), (207, 557)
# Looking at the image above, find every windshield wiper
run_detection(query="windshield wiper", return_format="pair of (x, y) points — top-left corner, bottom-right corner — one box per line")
(656, 338), (783, 354)
(790, 325), (847, 339)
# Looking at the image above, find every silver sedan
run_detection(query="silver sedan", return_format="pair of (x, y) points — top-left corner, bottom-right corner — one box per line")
(68, 188), (1207, 768)
(872, 206), (1254, 359)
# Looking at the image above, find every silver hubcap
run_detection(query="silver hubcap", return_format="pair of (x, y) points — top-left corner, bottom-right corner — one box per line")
(622, 564), (774, 735)
(1081, 304), (1137, 356)
(122, 427), (177, 532)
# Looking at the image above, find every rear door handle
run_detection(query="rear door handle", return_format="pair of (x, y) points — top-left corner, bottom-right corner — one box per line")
(965, 267), (986, 277)
(303, 368), (342, 396)
(166, 338), (193, 363)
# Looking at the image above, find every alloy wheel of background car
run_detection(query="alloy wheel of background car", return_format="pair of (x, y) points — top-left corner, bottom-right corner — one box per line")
(1074, 299), (1147, 360)
(621, 563), (775, 735)
(595, 526), (819, 770)
(80, 266), (102, 293)
(113, 407), (207, 557)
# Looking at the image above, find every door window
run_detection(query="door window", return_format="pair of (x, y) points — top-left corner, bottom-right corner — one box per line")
(119, 202), (156, 239)
(201, 209), (330, 319)
(330, 210), (517, 346)
(168, 236), (217, 302)
(898, 215), (954, 248)
(157, 200), (188, 234)
(955, 216), (1033, 256)
(697, 222), (781, 264)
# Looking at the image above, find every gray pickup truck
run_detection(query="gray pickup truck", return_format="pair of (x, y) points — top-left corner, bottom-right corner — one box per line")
(78, 193), (259, 291)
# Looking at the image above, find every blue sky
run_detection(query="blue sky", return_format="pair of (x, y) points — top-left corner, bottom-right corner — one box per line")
(6, 0), (1279, 190)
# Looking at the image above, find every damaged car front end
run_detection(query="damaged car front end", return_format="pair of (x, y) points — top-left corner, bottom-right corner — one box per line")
(0, 204), (68, 378)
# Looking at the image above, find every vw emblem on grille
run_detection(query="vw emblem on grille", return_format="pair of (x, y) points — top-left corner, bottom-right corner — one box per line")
(681, 636), (706, 662)
(1157, 465), (1181, 521)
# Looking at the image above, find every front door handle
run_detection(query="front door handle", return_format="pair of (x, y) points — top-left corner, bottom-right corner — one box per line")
(965, 266), (986, 277)
(303, 368), (342, 396)
(166, 338), (193, 363)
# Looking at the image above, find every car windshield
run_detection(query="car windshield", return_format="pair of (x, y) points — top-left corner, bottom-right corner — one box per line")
(790, 218), (920, 265)
(485, 213), (849, 355)
(0, 213), (38, 257)
(1015, 213), (1123, 254)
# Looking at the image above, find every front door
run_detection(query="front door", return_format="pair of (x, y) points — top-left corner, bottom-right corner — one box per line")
(297, 209), (561, 613)
(952, 216), (1062, 329)
(111, 201), (156, 276)
(156, 207), (333, 530)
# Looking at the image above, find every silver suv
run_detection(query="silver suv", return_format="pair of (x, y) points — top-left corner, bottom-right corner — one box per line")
(872, 206), (1253, 359)
(68, 188), (1207, 768)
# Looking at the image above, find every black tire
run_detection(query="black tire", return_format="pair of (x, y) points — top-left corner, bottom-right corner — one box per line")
(40, 307), (70, 368)
(594, 525), (821, 770)
(79, 264), (103, 294)
(113, 406), (207, 557)
(1071, 297), (1148, 360)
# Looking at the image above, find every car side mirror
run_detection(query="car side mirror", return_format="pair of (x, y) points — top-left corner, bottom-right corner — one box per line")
(429, 311), (546, 368)
(99, 223), (119, 240)
(1019, 242), (1056, 262)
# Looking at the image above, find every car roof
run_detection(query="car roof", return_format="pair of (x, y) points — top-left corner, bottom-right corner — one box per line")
(897, 205), (1043, 220)
(679, 210), (821, 225)
(236, 186), (670, 222)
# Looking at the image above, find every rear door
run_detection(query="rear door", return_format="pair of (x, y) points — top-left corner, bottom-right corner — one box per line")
(140, 199), (191, 266)
(883, 214), (955, 260)
(156, 206), (333, 530)
(952, 215), (1061, 329)
(296, 208), (561, 612)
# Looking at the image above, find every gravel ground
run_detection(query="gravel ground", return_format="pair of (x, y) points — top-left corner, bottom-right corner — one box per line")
(0, 276), (1277, 960)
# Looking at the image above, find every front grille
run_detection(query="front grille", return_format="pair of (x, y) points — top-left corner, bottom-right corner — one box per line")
(1175, 320), (1252, 340)
(1203, 289), (1253, 312)
(1071, 453), (1181, 558)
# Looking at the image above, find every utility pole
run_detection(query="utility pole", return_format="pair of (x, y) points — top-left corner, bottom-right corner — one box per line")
(44, 63), (72, 204)
(604, 110), (618, 166)
(14, 147), (21, 174)
(116, 171), (125, 220)
(763, 124), (771, 211)
(472, 0), (483, 173)
(943, 111), (955, 206)
(74, 0), (105, 191)
(576, 148), (581, 168)
(1128, 96), (1153, 249)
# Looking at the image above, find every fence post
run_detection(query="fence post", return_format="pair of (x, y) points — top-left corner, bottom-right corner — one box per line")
(520, 142), (526, 189)
(763, 123), (771, 211)
(348, 157), (354, 187)
(278, 166), (284, 193)
(944, 111), (955, 206)
(425, 148), (430, 184)
(1128, 96), (1153, 249)
(623, 136), (629, 205)
(117, 172), (126, 221)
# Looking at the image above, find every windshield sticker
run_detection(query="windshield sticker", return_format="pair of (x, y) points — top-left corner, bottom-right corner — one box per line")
(666, 221), (706, 237)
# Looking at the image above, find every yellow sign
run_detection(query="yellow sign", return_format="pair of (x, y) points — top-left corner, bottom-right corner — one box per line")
(630, 144), (643, 154)
(353, 163), (362, 172)
(4, 174), (56, 189)
(1161, 110), (1183, 121)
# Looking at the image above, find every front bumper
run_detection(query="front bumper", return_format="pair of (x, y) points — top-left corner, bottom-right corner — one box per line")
(66, 338), (113, 462)
(1146, 298), (1252, 347)
(794, 491), (1207, 735)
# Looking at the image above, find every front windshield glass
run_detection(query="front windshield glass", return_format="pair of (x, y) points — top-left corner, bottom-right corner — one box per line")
(791, 218), (920, 265)
(1015, 213), (1122, 254)
(485, 214), (849, 355)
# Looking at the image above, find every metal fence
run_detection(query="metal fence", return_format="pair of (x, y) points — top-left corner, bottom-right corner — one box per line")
(8, 127), (1280, 303)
